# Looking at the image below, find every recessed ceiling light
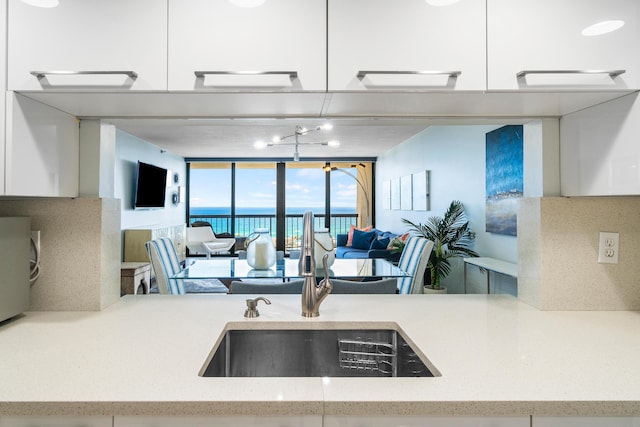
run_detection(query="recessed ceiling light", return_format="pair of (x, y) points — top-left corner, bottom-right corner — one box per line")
(228, 0), (266, 7)
(582, 20), (625, 36)
(254, 140), (267, 149)
(425, 0), (461, 6)
(20, 0), (58, 7)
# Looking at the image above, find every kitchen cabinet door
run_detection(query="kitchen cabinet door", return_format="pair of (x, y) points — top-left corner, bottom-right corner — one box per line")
(5, 93), (79, 197)
(488, 0), (640, 90)
(0, 417), (112, 427)
(168, 0), (326, 91)
(560, 92), (640, 196)
(8, 0), (167, 91)
(328, 0), (486, 91)
(0, 0), (6, 195)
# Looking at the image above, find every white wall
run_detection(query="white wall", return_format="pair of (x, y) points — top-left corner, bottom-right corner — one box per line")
(115, 130), (186, 247)
(376, 125), (519, 294)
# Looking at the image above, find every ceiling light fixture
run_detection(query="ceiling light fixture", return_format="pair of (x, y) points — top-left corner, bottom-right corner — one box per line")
(254, 124), (339, 161)
(323, 162), (371, 226)
(582, 20), (625, 36)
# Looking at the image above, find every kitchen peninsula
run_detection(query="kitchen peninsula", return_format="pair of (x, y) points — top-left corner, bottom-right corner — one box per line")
(0, 294), (639, 426)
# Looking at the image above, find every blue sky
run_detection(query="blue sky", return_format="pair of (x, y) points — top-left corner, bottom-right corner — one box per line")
(189, 166), (358, 209)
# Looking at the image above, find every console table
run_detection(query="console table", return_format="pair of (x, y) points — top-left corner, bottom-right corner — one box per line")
(463, 257), (517, 294)
(120, 262), (151, 296)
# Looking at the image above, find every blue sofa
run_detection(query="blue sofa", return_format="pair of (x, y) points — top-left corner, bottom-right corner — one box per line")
(335, 228), (401, 262)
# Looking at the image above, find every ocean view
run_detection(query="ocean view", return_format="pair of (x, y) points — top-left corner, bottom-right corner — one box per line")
(189, 206), (358, 241)
(190, 206), (356, 216)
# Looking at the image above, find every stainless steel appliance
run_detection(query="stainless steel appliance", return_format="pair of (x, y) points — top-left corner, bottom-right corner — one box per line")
(0, 217), (30, 323)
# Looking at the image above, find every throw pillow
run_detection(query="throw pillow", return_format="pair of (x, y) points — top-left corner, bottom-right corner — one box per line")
(346, 224), (373, 246)
(370, 236), (390, 250)
(351, 229), (376, 250)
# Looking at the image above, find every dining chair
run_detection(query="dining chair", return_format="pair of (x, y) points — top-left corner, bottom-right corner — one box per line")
(145, 237), (228, 294)
(396, 236), (435, 294)
(185, 226), (235, 259)
(329, 278), (398, 294)
(229, 279), (305, 294)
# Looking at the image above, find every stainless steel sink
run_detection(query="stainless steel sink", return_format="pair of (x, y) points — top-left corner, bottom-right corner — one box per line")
(200, 325), (440, 377)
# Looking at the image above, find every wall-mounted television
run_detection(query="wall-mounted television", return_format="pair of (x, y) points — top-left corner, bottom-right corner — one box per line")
(134, 161), (167, 209)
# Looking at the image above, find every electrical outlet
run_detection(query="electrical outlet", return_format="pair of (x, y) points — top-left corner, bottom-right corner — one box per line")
(598, 232), (619, 264)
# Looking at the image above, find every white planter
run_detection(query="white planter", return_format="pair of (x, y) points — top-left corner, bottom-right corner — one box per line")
(424, 286), (448, 294)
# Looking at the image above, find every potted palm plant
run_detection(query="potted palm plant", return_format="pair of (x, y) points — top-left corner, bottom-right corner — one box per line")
(402, 200), (478, 292)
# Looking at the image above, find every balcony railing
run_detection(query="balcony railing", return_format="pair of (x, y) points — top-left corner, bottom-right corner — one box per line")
(189, 213), (358, 251)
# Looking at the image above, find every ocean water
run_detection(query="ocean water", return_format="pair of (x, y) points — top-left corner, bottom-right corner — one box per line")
(190, 207), (355, 216)
(189, 206), (357, 239)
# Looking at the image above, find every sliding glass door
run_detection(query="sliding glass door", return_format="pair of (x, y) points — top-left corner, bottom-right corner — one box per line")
(187, 161), (371, 254)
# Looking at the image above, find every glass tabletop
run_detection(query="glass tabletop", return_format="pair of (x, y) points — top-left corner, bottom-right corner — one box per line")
(172, 258), (410, 280)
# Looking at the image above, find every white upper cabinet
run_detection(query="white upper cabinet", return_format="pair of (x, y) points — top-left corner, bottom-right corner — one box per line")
(7, 0), (168, 91)
(327, 0), (486, 91)
(0, 0), (6, 195)
(168, 0), (326, 92)
(488, 0), (640, 90)
(5, 93), (79, 197)
(560, 92), (640, 196)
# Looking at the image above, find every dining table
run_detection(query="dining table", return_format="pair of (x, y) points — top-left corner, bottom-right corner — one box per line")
(172, 257), (410, 282)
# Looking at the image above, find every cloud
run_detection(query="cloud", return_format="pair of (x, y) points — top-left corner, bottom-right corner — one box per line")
(295, 168), (324, 178)
(286, 182), (305, 191)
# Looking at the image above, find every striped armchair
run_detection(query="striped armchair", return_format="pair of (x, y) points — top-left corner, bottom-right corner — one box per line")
(396, 236), (434, 294)
(145, 237), (227, 294)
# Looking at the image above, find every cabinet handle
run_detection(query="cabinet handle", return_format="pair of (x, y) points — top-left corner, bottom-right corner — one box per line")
(516, 69), (625, 78)
(31, 70), (138, 79)
(194, 70), (298, 79)
(357, 70), (462, 79)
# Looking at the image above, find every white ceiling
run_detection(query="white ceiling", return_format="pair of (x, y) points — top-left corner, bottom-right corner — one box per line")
(108, 117), (432, 159)
(107, 117), (528, 160)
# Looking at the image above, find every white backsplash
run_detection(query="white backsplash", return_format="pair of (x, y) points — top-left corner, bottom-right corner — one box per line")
(519, 196), (640, 310)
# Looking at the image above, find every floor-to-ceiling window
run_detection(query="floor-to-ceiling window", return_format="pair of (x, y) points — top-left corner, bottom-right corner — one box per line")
(187, 161), (372, 253)
(235, 162), (277, 238)
(188, 162), (232, 232)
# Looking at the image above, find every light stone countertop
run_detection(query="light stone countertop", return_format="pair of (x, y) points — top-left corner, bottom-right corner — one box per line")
(0, 294), (639, 417)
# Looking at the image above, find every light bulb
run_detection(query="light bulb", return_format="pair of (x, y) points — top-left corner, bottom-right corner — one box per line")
(254, 140), (267, 149)
(272, 135), (281, 143)
(322, 123), (333, 130)
(328, 140), (340, 147)
(582, 20), (625, 36)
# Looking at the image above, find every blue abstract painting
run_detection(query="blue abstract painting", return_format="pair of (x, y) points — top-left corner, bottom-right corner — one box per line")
(486, 125), (523, 236)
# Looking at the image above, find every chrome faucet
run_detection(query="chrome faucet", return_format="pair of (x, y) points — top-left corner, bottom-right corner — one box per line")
(299, 210), (332, 317)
